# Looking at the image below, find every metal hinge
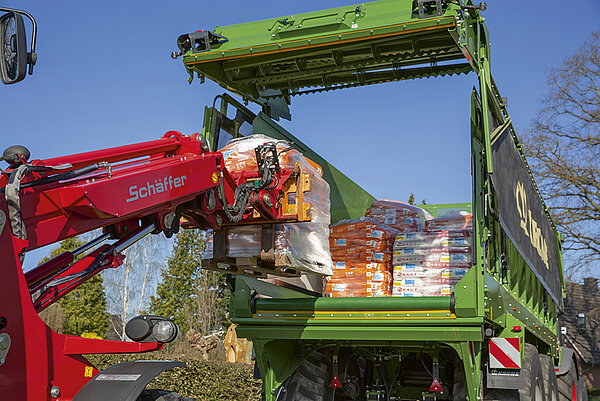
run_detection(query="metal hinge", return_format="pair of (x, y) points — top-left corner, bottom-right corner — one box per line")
(417, 0), (444, 19)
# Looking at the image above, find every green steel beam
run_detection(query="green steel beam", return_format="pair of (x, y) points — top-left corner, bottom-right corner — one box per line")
(236, 325), (483, 342)
(254, 294), (451, 311)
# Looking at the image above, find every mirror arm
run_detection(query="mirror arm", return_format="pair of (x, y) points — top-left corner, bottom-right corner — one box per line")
(0, 6), (37, 74)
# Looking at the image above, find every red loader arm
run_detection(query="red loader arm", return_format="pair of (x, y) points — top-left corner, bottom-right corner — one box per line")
(0, 131), (310, 400)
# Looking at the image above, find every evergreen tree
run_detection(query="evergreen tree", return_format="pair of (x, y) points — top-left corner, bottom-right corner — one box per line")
(38, 236), (110, 337)
(150, 229), (204, 334)
(150, 229), (229, 336)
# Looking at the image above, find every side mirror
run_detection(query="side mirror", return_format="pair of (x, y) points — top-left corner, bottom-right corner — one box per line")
(0, 7), (37, 85)
(0, 12), (27, 84)
(576, 313), (586, 335)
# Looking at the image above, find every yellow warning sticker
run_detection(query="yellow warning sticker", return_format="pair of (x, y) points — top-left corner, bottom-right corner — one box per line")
(84, 366), (94, 377)
(212, 172), (218, 183)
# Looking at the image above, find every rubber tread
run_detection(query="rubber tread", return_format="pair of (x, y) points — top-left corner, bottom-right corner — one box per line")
(540, 355), (559, 401)
(557, 360), (577, 401)
(277, 350), (331, 401)
(138, 389), (196, 401)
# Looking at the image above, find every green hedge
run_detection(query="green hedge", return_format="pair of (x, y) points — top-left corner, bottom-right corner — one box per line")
(87, 352), (261, 401)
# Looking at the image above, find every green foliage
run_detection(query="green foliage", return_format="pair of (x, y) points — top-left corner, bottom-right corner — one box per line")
(150, 230), (203, 334)
(150, 229), (230, 336)
(61, 274), (109, 336)
(87, 352), (261, 401)
(39, 236), (109, 337)
(407, 193), (415, 205)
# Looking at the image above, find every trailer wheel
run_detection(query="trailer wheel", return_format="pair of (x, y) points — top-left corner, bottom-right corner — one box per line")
(276, 350), (332, 401)
(557, 359), (578, 401)
(137, 389), (196, 401)
(540, 355), (559, 401)
(485, 344), (544, 401)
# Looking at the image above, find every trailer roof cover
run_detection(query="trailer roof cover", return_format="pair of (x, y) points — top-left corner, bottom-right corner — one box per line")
(179, 0), (474, 117)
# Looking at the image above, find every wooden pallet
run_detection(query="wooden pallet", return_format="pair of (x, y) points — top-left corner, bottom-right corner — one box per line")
(202, 225), (301, 279)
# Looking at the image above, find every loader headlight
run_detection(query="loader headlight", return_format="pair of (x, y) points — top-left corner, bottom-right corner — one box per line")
(125, 315), (179, 344)
(153, 320), (178, 343)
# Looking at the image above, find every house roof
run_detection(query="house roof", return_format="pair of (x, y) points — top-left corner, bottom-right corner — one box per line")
(561, 278), (600, 365)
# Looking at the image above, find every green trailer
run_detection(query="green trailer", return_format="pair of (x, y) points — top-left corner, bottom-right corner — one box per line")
(174, 1), (583, 400)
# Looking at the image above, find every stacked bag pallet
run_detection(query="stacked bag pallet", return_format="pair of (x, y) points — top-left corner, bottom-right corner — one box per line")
(393, 211), (473, 297)
(325, 218), (398, 297)
(201, 135), (333, 276)
(325, 200), (431, 297)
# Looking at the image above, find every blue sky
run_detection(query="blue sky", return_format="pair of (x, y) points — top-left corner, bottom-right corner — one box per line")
(2, 0), (598, 271)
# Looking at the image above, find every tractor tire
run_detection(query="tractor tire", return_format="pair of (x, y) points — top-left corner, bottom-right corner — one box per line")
(557, 358), (578, 401)
(484, 343), (545, 401)
(276, 350), (332, 401)
(453, 363), (467, 401)
(137, 389), (196, 401)
(540, 355), (559, 401)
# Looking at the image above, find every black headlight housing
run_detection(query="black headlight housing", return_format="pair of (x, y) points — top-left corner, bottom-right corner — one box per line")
(125, 315), (179, 344)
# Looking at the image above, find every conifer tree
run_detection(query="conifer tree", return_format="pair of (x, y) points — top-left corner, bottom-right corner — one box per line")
(150, 229), (204, 334)
(38, 236), (109, 337)
(150, 229), (229, 336)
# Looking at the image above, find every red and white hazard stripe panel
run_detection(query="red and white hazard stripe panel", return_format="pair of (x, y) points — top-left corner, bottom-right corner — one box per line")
(489, 337), (521, 369)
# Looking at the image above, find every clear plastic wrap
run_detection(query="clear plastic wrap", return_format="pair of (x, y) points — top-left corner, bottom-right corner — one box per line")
(326, 279), (392, 297)
(392, 283), (452, 297)
(328, 270), (391, 282)
(393, 252), (472, 267)
(425, 212), (473, 232)
(394, 231), (473, 248)
(365, 200), (432, 231)
(333, 261), (389, 272)
(392, 211), (473, 297)
(332, 248), (393, 264)
(329, 217), (399, 241)
(203, 135), (333, 275)
(325, 218), (397, 297)
(331, 237), (391, 251)
(393, 264), (469, 279)
(394, 246), (473, 255)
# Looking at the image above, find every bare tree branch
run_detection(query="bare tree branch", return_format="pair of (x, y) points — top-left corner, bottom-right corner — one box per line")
(523, 31), (600, 277)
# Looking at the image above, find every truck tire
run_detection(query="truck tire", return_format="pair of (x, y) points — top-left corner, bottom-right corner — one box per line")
(137, 389), (196, 401)
(276, 350), (332, 401)
(540, 355), (559, 401)
(485, 344), (545, 401)
(557, 359), (578, 401)
(577, 378), (588, 401)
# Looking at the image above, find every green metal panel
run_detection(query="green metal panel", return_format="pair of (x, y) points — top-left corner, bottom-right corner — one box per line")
(181, 0), (474, 110)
